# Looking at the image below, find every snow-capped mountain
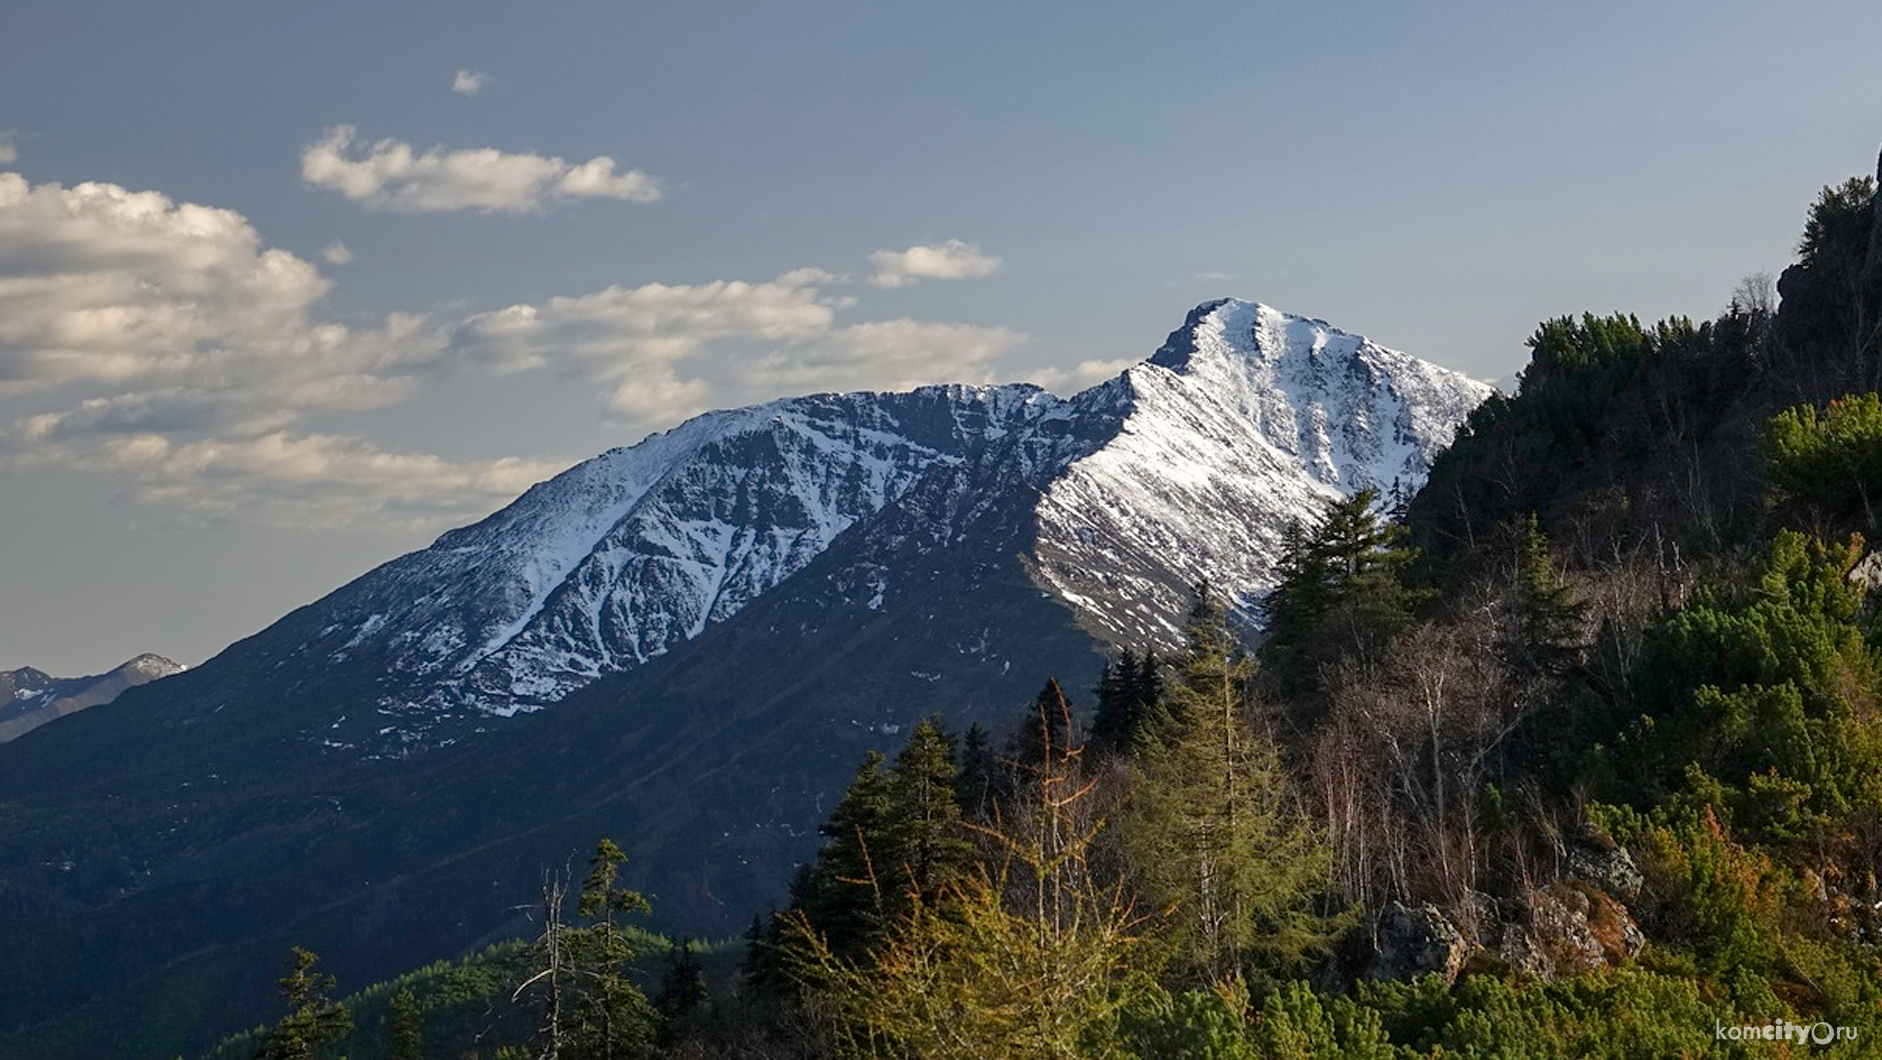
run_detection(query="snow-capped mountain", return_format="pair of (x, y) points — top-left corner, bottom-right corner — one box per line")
(1033, 299), (1492, 645)
(253, 299), (1487, 737)
(0, 653), (183, 743)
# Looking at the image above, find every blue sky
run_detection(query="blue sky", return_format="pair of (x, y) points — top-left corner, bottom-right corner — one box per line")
(2, 0), (1879, 673)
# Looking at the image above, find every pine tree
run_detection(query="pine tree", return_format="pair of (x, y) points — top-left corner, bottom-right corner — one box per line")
(1123, 590), (1327, 984)
(263, 947), (352, 1060)
(388, 986), (422, 1060)
(1090, 649), (1161, 753)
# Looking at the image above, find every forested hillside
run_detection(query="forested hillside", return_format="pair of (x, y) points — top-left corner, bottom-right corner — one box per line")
(213, 148), (1882, 1058)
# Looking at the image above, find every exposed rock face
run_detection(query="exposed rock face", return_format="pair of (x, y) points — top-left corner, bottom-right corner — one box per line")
(1367, 901), (1469, 984)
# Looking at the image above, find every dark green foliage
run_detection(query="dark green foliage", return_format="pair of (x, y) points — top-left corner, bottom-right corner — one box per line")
(1090, 648), (1162, 753)
(1010, 677), (1079, 770)
(1596, 531), (1882, 847)
(654, 939), (707, 1042)
(886, 716), (973, 911)
(1499, 514), (1584, 681)
(264, 948), (352, 1060)
(1763, 392), (1882, 530)
(801, 751), (897, 961)
(386, 987), (420, 1060)
(1262, 492), (1423, 695)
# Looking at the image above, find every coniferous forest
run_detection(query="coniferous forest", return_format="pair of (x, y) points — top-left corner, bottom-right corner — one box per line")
(214, 156), (1882, 1059)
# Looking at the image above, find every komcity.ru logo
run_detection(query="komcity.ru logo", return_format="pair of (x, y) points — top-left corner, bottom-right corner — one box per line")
(1715, 1018), (1857, 1046)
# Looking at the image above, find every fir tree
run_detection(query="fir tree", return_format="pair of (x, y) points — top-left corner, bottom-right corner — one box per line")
(1009, 678), (1077, 771)
(1502, 513), (1583, 680)
(1262, 490), (1423, 695)
(654, 939), (708, 1043)
(568, 839), (657, 1060)
(956, 722), (999, 823)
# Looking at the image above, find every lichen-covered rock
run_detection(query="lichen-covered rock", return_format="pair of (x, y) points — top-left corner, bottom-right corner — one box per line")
(1567, 843), (1644, 900)
(1367, 901), (1468, 984)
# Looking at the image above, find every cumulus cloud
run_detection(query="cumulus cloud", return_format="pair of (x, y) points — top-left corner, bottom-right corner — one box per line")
(869, 239), (1001, 288)
(451, 272), (836, 421)
(452, 69), (490, 95)
(0, 171), (569, 528)
(323, 241), (353, 265)
(0, 172), (436, 398)
(301, 126), (661, 213)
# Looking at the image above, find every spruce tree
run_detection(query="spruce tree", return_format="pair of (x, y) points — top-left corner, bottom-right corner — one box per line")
(956, 722), (999, 823)
(804, 752), (897, 960)
(1262, 490), (1422, 695)
(1503, 513), (1582, 680)
(654, 939), (708, 1042)
(886, 717), (971, 912)
(263, 947), (352, 1060)
(1009, 678), (1077, 771)
(388, 986), (422, 1060)
(566, 839), (658, 1060)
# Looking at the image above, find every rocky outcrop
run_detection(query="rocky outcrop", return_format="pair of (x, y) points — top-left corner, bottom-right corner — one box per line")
(1567, 842), (1644, 901)
(1367, 901), (1469, 984)
(1492, 881), (1645, 979)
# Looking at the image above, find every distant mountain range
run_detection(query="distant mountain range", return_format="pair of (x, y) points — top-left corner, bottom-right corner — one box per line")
(0, 653), (182, 743)
(0, 299), (1489, 1059)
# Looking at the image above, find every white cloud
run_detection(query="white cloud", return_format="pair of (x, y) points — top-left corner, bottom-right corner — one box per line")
(0, 171), (569, 528)
(452, 269), (1032, 428)
(1028, 357), (1138, 395)
(452, 69), (490, 95)
(323, 241), (353, 265)
(0, 170), (1044, 528)
(869, 239), (1001, 287)
(301, 126), (662, 213)
(0, 136), (16, 165)
(0, 172), (434, 396)
(15, 429), (563, 530)
(452, 271), (836, 421)
(1194, 270), (1233, 282)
